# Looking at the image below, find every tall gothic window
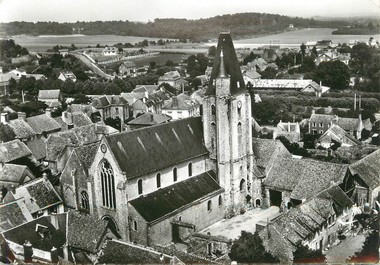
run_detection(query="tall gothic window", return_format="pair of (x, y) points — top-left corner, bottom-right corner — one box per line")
(211, 104), (216, 116)
(138, 179), (143, 195)
(237, 122), (242, 156)
(188, 163), (192, 177)
(81, 191), (90, 211)
(100, 160), (116, 209)
(156, 173), (161, 188)
(173, 167), (178, 182)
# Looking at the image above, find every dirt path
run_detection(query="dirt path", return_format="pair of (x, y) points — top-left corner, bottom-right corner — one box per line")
(325, 233), (366, 263)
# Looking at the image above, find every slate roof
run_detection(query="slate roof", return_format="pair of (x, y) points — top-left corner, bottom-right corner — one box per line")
(162, 93), (199, 110)
(98, 240), (173, 264)
(309, 113), (336, 124)
(0, 164), (33, 187)
(206, 33), (247, 95)
(66, 211), (107, 253)
(129, 170), (222, 222)
(318, 124), (360, 146)
(38, 89), (61, 100)
(0, 199), (33, 232)
(26, 138), (47, 160)
(8, 119), (36, 139)
(264, 157), (348, 200)
(27, 114), (61, 135)
(349, 149), (380, 189)
(73, 142), (100, 173)
(127, 113), (171, 126)
(244, 69), (262, 79)
(106, 117), (208, 179)
(335, 117), (360, 131)
(2, 214), (67, 252)
(5, 178), (62, 214)
(0, 140), (32, 163)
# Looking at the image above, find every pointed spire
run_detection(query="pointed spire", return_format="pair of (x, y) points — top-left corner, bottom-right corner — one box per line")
(218, 47), (227, 78)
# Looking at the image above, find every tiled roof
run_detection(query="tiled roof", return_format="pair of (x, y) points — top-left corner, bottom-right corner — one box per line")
(6, 178), (62, 214)
(0, 164), (32, 187)
(260, 185), (352, 262)
(129, 170), (222, 222)
(27, 114), (61, 135)
(127, 113), (171, 126)
(264, 157), (348, 200)
(66, 211), (107, 253)
(335, 117), (360, 131)
(106, 117), (208, 179)
(98, 240), (173, 264)
(162, 94), (199, 110)
(92, 96), (110, 108)
(38, 89), (61, 100)
(206, 33), (247, 96)
(72, 112), (93, 127)
(349, 149), (380, 189)
(26, 138), (47, 160)
(8, 119), (36, 139)
(0, 199), (33, 232)
(73, 142), (100, 172)
(244, 70), (262, 79)
(252, 138), (291, 170)
(319, 124), (360, 146)
(0, 140), (32, 163)
(309, 113), (336, 124)
(45, 124), (101, 161)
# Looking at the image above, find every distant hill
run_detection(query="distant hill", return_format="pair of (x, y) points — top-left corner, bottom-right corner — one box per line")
(0, 13), (349, 41)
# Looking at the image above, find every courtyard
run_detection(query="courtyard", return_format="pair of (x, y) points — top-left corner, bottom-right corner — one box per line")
(200, 206), (280, 240)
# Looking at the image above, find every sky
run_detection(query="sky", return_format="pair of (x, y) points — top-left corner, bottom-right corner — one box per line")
(0, 0), (379, 23)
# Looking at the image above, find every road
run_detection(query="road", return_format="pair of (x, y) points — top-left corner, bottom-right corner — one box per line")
(71, 52), (115, 80)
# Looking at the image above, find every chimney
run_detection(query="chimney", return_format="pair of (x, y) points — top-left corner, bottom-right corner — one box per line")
(45, 108), (52, 117)
(50, 213), (59, 229)
(18, 112), (26, 121)
(23, 241), (33, 263)
(0, 113), (9, 124)
(50, 247), (59, 263)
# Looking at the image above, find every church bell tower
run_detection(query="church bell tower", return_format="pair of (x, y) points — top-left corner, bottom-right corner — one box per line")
(203, 32), (258, 217)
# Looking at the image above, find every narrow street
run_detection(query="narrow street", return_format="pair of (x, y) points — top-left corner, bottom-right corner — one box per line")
(324, 233), (366, 263)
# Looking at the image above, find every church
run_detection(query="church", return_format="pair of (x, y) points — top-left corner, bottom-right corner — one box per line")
(60, 32), (261, 246)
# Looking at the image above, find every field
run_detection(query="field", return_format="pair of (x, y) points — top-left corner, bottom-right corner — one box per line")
(132, 53), (186, 67)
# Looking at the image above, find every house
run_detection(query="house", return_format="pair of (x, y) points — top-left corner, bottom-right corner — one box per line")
(0, 139), (35, 166)
(2, 211), (118, 263)
(263, 157), (348, 209)
(273, 120), (301, 143)
(309, 112), (364, 139)
(0, 199), (33, 233)
(92, 95), (129, 129)
(5, 112), (36, 142)
(57, 71), (77, 82)
(119, 61), (137, 77)
(38, 89), (64, 108)
(260, 185), (354, 262)
(102, 46), (118, 56)
(161, 93), (200, 120)
(54, 111), (93, 131)
(316, 40), (333, 50)
(250, 79), (330, 96)
(348, 149), (380, 209)
(158, 71), (181, 89)
(127, 113), (171, 130)
(0, 164), (35, 198)
(317, 124), (360, 148)
(3, 177), (64, 218)
(243, 69), (262, 86)
(26, 110), (62, 138)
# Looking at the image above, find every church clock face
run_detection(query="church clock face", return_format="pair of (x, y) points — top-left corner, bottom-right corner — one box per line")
(101, 144), (107, 153)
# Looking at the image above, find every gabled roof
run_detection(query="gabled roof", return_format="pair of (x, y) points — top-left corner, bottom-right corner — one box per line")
(8, 119), (36, 139)
(205, 33), (247, 96)
(0, 164), (33, 187)
(66, 211), (107, 253)
(0, 140), (32, 163)
(349, 149), (380, 190)
(106, 117), (207, 179)
(264, 157), (348, 200)
(26, 138), (47, 160)
(335, 117), (360, 131)
(162, 93), (199, 110)
(0, 199), (33, 232)
(38, 89), (61, 100)
(27, 114), (61, 135)
(244, 69), (262, 79)
(129, 170), (222, 222)
(252, 138), (291, 170)
(73, 142), (100, 173)
(4, 178), (62, 214)
(318, 124), (360, 146)
(309, 113), (336, 124)
(127, 113), (171, 126)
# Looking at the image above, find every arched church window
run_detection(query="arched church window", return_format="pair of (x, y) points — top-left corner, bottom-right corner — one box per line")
(211, 104), (216, 116)
(173, 167), (178, 182)
(138, 179), (143, 195)
(207, 200), (212, 212)
(81, 191), (90, 211)
(188, 163), (192, 177)
(156, 173), (161, 188)
(218, 195), (222, 206)
(64, 187), (75, 208)
(99, 160), (116, 209)
(240, 179), (246, 191)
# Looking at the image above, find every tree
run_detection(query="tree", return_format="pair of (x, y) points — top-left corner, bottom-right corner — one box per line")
(208, 45), (217, 57)
(229, 231), (279, 263)
(314, 61), (350, 90)
(300, 43), (306, 57)
(293, 242), (326, 263)
(260, 67), (277, 79)
(192, 77), (202, 89)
